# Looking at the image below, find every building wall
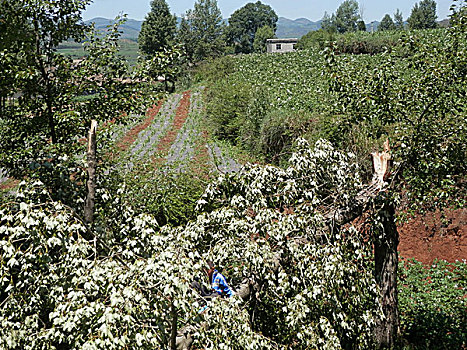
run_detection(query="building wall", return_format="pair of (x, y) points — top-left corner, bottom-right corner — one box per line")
(267, 42), (296, 53)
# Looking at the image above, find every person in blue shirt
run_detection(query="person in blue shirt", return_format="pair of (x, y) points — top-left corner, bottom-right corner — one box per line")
(206, 260), (235, 298)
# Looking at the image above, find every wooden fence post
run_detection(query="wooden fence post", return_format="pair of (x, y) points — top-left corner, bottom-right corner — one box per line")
(84, 120), (97, 224)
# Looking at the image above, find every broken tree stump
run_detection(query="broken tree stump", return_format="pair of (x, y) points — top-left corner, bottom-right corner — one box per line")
(84, 120), (97, 225)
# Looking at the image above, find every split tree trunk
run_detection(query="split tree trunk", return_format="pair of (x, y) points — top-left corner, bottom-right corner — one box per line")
(374, 198), (400, 348)
(371, 141), (400, 348)
(84, 120), (97, 224)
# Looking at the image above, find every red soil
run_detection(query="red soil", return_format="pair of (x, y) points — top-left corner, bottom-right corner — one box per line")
(0, 179), (20, 191)
(153, 91), (191, 163)
(398, 208), (467, 264)
(115, 101), (163, 152)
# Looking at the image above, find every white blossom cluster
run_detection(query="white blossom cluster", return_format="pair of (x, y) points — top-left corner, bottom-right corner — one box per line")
(0, 139), (379, 349)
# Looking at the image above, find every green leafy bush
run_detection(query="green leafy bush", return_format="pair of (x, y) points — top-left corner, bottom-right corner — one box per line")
(194, 55), (236, 83)
(297, 29), (404, 55)
(399, 258), (467, 349)
(259, 109), (311, 164)
(205, 79), (253, 142)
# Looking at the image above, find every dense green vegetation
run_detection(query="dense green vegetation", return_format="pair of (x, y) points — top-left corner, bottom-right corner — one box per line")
(201, 26), (466, 203)
(197, 9), (466, 348)
(297, 29), (407, 54)
(398, 258), (467, 349)
(1, 0), (466, 349)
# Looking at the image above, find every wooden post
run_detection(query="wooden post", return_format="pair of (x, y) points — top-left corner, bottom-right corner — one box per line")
(170, 299), (178, 350)
(84, 120), (97, 224)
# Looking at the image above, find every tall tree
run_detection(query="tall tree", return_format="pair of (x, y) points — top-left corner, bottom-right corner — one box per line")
(191, 0), (225, 60)
(394, 8), (404, 29)
(0, 1), (139, 204)
(138, 0), (176, 55)
(177, 12), (196, 63)
(408, 0), (438, 30)
(334, 0), (361, 33)
(379, 14), (396, 31)
(253, 25), (275, 53)
(0, 0), (92, 145)
(227, 1), (278, 54)
(321, 11), (337, 32)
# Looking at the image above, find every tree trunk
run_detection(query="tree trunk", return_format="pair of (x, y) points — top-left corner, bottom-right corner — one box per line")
(374, 197), (400, 348)
(46, 94), (57, 144)
(84, 120), (97, 224)
(170, 300), (178, 350)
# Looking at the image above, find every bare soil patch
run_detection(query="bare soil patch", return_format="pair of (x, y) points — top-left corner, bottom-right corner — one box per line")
(398, 208), (467, 264)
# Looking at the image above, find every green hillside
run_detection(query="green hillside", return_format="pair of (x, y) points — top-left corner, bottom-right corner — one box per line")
(58, 39), (140, 65)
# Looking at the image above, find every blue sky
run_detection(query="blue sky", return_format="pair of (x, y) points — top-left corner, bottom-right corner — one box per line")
(83, 0), (455, 22)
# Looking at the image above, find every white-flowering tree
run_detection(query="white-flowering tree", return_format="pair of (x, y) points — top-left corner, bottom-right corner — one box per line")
(1, 139), (383, 349)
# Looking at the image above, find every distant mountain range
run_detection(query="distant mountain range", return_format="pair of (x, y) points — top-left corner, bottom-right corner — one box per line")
(85, 16), (325, 41)
(85, 16), (447, 41)
(276, 17), (322, 38)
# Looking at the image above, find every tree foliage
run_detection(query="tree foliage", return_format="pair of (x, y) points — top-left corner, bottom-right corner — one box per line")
(334, 0), (361, 33)
(177, 0), (225, 63)
(253, 25), (275, 53)
(394, 9), (405, 29)
(320, 0), (362, 34)
(0, 140), (381, 349)
(0, 0), (91, 144)
(379, 14), (396, 31)
(138, 0), (177, 55)
(227, 1), (278, 54)
(408, 0), (438, 30)
(0, 1), (144, 206)
(321, 11), (336, 33)
(139, 45), (182, 92)
(325, 7), (466, 211)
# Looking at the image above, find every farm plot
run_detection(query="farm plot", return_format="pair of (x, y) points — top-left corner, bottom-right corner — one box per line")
(115, 93), (182, 171)
(166, 88), (240, 174)
(111, 87), (241, 176)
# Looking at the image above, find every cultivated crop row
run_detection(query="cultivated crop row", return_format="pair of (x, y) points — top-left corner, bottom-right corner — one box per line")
(109, 87), (241, 177)
(117, 93), (182, 171)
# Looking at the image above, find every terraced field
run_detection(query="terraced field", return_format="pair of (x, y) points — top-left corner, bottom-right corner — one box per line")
(110, 87), (240, 176)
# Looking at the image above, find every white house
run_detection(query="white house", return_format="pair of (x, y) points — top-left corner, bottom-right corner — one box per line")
(266, 38), (298, 53)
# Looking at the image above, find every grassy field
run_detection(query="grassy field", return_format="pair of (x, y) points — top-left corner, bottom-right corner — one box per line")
(58, 39), (140, 66)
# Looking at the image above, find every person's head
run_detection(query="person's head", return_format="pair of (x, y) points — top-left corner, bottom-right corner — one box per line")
(205, 260), (215, 281)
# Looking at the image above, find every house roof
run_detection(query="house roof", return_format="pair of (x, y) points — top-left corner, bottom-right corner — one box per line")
(266, 38), (298, 44)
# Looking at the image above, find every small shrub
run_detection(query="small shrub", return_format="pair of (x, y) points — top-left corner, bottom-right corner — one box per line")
(259, 109), (311, 164)
(205, 79), (252, 142)
(194, 55), (236, 83)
